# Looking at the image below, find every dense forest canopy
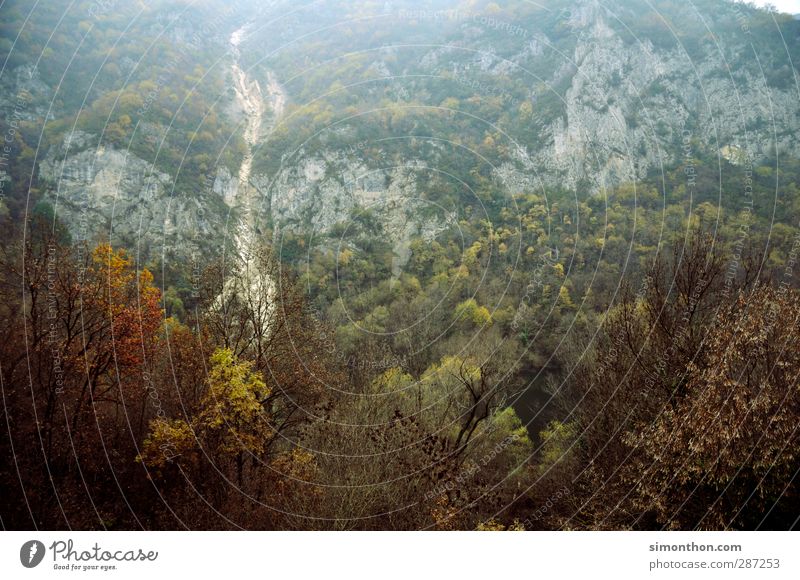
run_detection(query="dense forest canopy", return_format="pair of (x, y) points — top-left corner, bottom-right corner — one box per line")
(0, 0), (798, 530)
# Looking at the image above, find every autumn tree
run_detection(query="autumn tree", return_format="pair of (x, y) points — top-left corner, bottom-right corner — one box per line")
(199, 245), (334, 443)
(0, 225), (163, 528)
(628, 285), (800, 529)
(136, 244), (338, 529)
(142, 348), (274, 470)
(536, 228), (766, 530)
(139, 347), (323, 529)
(304, 342), (533, 530)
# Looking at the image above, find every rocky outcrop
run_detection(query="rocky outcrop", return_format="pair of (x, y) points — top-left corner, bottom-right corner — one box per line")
(38, 135), (229, 258)
(523, 4), (798, 190)
(265, 153), (455, 271)
(246, 0), (800, 263)
(212, 166), (238, 205)
(415, 0), (800, 190)
(0, 65), (54, 122)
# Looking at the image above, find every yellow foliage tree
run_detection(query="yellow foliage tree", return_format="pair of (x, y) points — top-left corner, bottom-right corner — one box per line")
(141, 348), (273, 473)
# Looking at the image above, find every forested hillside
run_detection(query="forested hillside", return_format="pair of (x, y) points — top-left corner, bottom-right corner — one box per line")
(1, 0), (799, 530)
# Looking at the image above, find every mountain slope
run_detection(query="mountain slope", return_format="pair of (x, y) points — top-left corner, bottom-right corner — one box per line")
(1, 0), (798, 298)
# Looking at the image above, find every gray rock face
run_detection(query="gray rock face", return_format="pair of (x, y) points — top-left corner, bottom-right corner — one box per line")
(268, 154), (365, 233)
(251, 2), (799, 269)
(413, 1), (800, 191)
(38, 137), (229, 258)
(522, 8), (798, 190)
(213, 166), (239, 206)
(265, 152), (456, 270)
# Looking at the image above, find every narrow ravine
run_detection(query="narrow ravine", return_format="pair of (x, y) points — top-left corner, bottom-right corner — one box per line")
(221, 24), (287, 322)
(229, 24), (264, 259)
(229, 24), (286, 259)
